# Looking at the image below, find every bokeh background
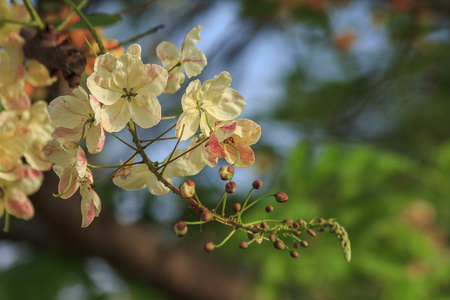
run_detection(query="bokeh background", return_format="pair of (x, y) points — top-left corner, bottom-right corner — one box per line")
(2, 0), (450, 299)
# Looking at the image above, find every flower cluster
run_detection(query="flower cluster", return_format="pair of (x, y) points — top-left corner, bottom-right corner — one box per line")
(0, 0), (56, 224)
(40, 25), (261, 227)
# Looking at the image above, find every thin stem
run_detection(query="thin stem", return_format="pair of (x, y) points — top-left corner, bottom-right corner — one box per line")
(111, 25), (164, 50)
(158, 137), (209, 169)
(56, 0), (89, 32)
(140, 137), (178, 143)
(92, 152), (138, 185)
(194, 193), (202, 206)
(214, 229), (236, 248)
(23, 0), (44, 29)
(161, 116), (176, 120)
(214, 191), (227, 212)
(221, 193), (227, 217)
(63, 0), (106, 55)
(88, 161), (142, 169)
(3, 211), (10, 233)
(143, 124), (176, 148)
(30, 146), (49, 163)
(161, 125), (184, 175)
(53, 167), (74, 197)
(240, 194), (275, 214)
(109, 132), (137, 151)
(184, 221), (207, 225)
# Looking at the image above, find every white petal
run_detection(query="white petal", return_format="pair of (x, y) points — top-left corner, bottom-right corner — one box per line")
(176, 110), (200, 141)
(183, 47), (207, 78)
(164, 68), (185, 94)
(156, 41), (180, 70)
(126, 44), (142, 59)
(112, 163), (151, 191)
(101, 99), (131, 133)
(129, 94), (161, 129)
(86, 71), (123, 105)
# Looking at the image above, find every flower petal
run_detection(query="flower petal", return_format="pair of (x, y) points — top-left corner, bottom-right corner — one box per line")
(126, 44), (142, 59)
(130, 94), (161, 129)
(176, 110), (200, 141)
(4, 189), (34, 220)
(86, 124), (105, 154)
(206, 88), (246, 121)
(80, 184), (102, 228)
(156, 41), (179, 70)
(100, 99), (131, 133)
(112, 163), (151, 191)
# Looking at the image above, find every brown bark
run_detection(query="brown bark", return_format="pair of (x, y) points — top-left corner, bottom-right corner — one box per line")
(7, 172), (247, 300)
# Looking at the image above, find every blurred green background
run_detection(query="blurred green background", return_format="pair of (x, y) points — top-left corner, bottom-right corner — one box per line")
(2, 0), (450, 299)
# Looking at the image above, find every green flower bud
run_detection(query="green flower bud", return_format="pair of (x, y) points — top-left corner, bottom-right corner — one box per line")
(173, 221), (188, 237)
(179, 179), (195, 199)
(204, 242), (215, 252)
(274, 192), (288, 203)
(219, 165), (234, 180)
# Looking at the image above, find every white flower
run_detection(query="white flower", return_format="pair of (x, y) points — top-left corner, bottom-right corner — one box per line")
(175, 71), (246, 141)
(157, 25), (207, 93)
(48, 87), (105, 154)
(87, 44), (168, 132)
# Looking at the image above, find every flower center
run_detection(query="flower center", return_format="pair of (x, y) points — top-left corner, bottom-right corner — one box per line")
(121, 87), (138, 102)
(223, 136), (235, 145)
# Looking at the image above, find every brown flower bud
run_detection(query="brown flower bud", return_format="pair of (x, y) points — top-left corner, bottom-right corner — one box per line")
(290, 251), (299, 258)
(274, 192), (288, 203)
(201, 210), (213, 222)
(225, 182), (237, 194)
(252, 180), (263, 190)
(293, 242), (300, 249)
(173, 221), (188, 237)
(219, 165), (234, 180)
(307, 228), (316, 237)
(273, 240), (285, 250)
(239, 241), (248, 249)
(204, 242), (215, 252)
(261, 221), (268, 229)
(293, 221), (300, 228)
(283, 218), (294, 223)
(269, 234), (276, 242)
(247, 232), (255, 240)
(293, 230), (301, 236)
(232, 203), (241, 212)
(265, 205), (273, 213)
(301, 240), (309, 248)
(179, 179), (195, 199)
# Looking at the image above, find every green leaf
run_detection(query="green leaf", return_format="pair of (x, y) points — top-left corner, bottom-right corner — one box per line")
(69, 13), (122, 29)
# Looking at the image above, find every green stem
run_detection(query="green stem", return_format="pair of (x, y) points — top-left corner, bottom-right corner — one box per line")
(161, 125), (184, 176)
(114, 25), (164, 49)
(62, 0), (106, 55)
(56, 0), (89, 32)
(23, 0), (44, 29)
(214, 229), (236, 248)
(53, 166), (74, 197)
(240, 194), (275, 214)
(143, 124), (176, 149)
(92, 152), (138, 185)
(109, 132), (137, 151)
(3, 211), (10, 233)
(158, 136), (209, 169)
(88, 161), (142, 169)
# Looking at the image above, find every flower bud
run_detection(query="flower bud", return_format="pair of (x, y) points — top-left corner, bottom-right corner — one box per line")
(301, 240), (309, 248)
(252, 180), (263, 190)
(274, 192), (288, 203)
(204, 242), (215, 252)
(247, 232), (255, 240)
(293, 230), (301, 236)
(269, 234), (276, 242)
(307, 228), (316, 237)
(283, 218), (294, 223)
(273, 240), (285, 250)
(201, 209), (213, 222)
(239, 241), (248, 249)
(265, 205), (273, 213)
(261, 221), (268, 229)
(290, 251), (299, 258)
(173, 221), (188, 237)
(293, 242), (300, 249)
(225, 182), (236, 194)
(179, 179), (195, 199)
(232, 203), (241, 212)
(219, 165), (234, 180)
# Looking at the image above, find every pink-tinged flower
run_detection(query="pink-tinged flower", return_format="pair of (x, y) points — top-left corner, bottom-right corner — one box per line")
(87, 44), (168, 132)
(43, 141), (88, 199)
(48, 87), (105, 154)
(113, 146), (207, 196)
(175, 71), (246, 141)
(79, 183), (101, 228)
(186, 136), (218, 168)
(209, 119), (261, 168)
(0, 165), (43, 220)
(156, 25), (207, 93)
